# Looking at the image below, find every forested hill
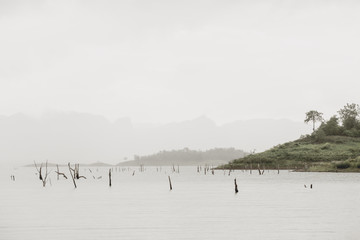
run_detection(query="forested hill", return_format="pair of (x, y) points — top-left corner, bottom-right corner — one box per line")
(117, 148), (247, 166)
(219, 135), (360, 172)
(219, 103), (360, 172)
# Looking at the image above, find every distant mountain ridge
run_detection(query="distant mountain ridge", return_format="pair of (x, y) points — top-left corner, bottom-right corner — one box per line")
(0, 112), (312, 166)
(23, 161), (113, 167)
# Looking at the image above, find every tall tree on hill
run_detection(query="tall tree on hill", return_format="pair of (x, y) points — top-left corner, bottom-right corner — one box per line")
(304, 110), (324, 132)
(338, 103), (360, 130)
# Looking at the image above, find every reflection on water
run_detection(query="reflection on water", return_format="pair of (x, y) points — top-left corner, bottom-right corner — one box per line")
(1, 167), (360, 240)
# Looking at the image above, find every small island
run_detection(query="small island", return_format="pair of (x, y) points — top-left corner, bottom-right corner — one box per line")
(117, 148), (247, 166)
(220, 103), (360, 172)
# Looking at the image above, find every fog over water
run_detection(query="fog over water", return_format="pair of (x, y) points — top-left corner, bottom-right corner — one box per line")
(0, 112), (311, 165)
(1, 1), (359, 166)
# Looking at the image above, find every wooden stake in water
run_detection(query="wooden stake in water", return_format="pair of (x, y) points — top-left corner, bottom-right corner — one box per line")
(109, 169), (112, 187)
(168, 176), (172, 190)
(257, 164), (262, 175)
(234, 178), (238, 194)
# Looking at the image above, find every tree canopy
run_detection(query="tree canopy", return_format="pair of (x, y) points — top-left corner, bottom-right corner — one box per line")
(309, 103), (360, 139)
(337, 103), (360, 130)
(304, 110), (324, 131)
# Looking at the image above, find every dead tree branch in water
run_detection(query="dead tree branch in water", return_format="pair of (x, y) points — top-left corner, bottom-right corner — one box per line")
(34, 161), (51, 186)
(41, 161), (51, 187)
(55, 164), (68, 179)
(34, 161), (43, 181)
(69, 164), (86, 179)
(55, 171), (68, 179)
(68, 163), (77, 188)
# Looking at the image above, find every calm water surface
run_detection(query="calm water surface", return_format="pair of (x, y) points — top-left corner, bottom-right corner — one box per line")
(1, 166), (360, 240)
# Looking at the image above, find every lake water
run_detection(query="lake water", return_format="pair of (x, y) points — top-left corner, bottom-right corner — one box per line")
(1, 166), (360, 240)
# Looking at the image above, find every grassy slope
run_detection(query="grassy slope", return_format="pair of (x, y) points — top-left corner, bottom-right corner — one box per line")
(220, 135), (360, 172)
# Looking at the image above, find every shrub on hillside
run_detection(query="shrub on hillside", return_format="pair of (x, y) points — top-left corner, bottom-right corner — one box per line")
(344, 128), (360, 137)
(312, 129), (326, 142)
(320, 116), (341, 136)
(336, 161), (351, 169)
(320, 143), (331, 150)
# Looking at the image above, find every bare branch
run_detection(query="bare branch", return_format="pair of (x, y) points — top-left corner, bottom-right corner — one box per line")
(55, 171), (68, 179)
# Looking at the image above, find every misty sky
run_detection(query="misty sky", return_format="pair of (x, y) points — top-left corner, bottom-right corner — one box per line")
(1, 0), (360, 124)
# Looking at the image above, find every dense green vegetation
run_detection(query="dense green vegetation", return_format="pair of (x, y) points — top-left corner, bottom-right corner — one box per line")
(316, 103), (360, 138)
(221, 103), (360, 172)
(221, 135), (360, 172)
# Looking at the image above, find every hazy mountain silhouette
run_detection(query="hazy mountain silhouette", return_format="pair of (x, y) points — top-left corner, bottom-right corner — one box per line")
(0, 112), (312, 166)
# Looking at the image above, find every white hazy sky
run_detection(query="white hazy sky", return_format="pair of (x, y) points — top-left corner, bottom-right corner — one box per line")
(1, 0), (360, 124)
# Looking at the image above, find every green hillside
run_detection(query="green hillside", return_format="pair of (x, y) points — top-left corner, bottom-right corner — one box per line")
(220, 135), (360, 172)
(221, 103), (360, 172)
